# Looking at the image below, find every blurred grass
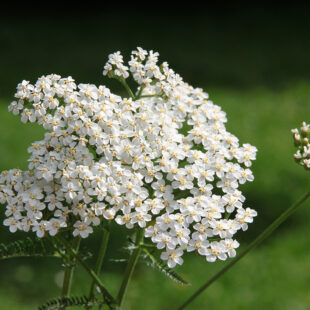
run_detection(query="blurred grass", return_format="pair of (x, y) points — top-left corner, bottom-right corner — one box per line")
(0, 82), (309, 309)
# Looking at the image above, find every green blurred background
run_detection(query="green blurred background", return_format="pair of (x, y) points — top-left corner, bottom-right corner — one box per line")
(0, 5), (310, 309)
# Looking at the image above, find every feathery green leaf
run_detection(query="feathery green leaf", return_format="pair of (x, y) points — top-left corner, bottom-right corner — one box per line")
(142, 248), (189, 286)
(38, 295), (108, 310)
(0, 237), (58, 260)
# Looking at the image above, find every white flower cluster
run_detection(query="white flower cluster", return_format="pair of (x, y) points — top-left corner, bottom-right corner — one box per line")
(0, 48), (257, 267)
(292, 121), (310, 170)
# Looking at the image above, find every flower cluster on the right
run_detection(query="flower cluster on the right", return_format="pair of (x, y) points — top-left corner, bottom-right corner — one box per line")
(292, 122), (310, 170)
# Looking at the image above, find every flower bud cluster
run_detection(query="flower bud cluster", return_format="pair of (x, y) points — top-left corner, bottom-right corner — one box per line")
(292, 122), (310, 170)
(0, 48), (257, 267)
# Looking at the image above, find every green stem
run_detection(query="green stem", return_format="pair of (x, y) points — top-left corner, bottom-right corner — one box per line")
(88, 224), (111, 301)
(177, 190), (310, 310)
(116, 228), (144, 308)
(139, 93), (163, 99)
(61, 237), (81, 302)
(55, 235), (116, 307)
(134, 85), (145, 100)
(118, 77), (135, 98)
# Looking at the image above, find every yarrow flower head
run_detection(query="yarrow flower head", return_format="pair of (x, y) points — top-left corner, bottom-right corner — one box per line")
(292, 121), (310, 170)
(1, 47), (257, 267)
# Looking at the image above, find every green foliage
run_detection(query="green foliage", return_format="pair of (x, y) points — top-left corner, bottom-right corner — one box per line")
(0, 235), (93, 263)
(0, 237), (57, 260)
(142, 248), (189, 286)
(38, 296), (107, 310)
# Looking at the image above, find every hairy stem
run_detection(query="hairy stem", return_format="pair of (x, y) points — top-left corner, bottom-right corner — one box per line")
(61, 237), (81, 297)
(177, 190), (310, 310)
(88, 224), (111, 302)
(61, 236), (80, 306)
(55, 235), (116, 307)
(116, 228), (144, 308)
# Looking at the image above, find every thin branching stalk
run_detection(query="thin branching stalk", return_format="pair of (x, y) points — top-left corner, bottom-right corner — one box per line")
(55, 235), (116, 307)
(88, 224), (111, 302)
(134, 85), (145, 100)
(116, 228), (144, 308)
(61, 236), (81, 302)
(139, 93), (164, 99)
(176, 190), (310, 310)
(118, 77), (135, 98)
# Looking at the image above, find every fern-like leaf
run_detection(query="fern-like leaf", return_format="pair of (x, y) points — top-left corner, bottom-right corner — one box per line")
(142, 248), (189, 286)
(38, 295), (108, 310)
(0, 237), (58, 260)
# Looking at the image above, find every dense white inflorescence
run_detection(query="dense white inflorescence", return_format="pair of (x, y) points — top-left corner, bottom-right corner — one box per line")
(292, 122), (310, 170)
(0, 48), (257, 267)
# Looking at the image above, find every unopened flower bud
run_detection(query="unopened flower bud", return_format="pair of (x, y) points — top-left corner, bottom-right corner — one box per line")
(302, 137), (309, 146)
(304, 159), (310, 170)
(293, 133), (301, 146)
(301, 122), (309, 137)
(294, 151), (302, 162)
(304, 146), (310, 157)
(291, 128), (298, 135)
